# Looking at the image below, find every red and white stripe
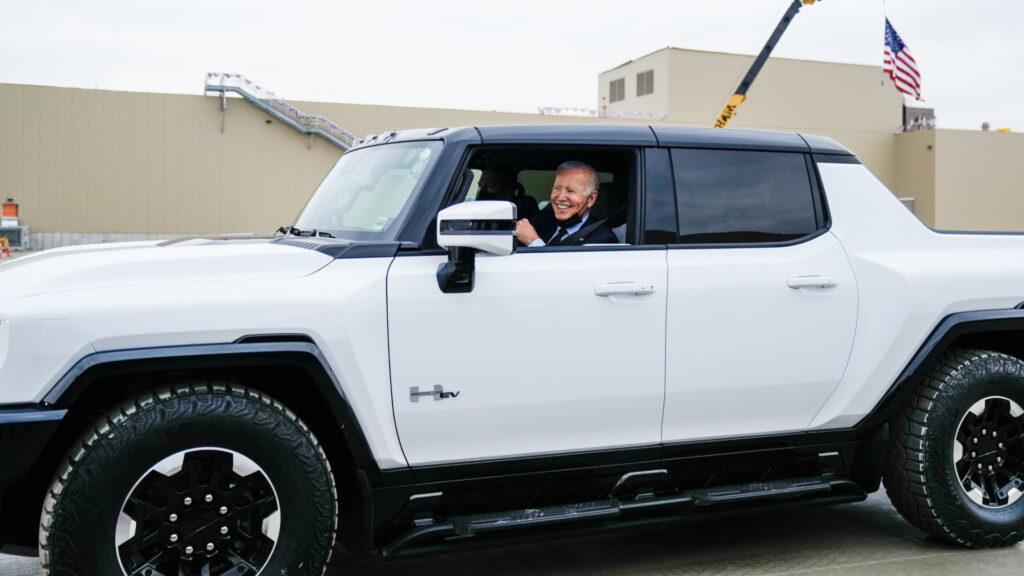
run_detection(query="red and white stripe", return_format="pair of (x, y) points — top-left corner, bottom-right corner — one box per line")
(883, 46), (921, 100)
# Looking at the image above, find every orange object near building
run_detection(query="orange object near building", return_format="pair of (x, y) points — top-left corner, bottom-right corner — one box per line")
(2, 204), (17, 218)
(0, 237), (9, 258)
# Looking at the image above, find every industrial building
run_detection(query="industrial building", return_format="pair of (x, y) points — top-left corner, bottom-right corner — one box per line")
(1, 47), (1022, 250)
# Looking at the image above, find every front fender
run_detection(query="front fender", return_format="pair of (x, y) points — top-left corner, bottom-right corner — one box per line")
(45, 339), (410, 483)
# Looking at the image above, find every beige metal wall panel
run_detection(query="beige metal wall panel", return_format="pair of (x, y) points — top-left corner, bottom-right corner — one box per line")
(893, 130), (936, 227)
(727, 57), (903, 133)
(597, 50), (671, 116)
(290, 98), (904, 198)
(667, 49), (751, 126)
(245, 96), (906, 198)
(0, 80), (909, 239)
(599, 48), (903, 134)
(22, 70), (1020, 239)
(932, 129), (1024, 231)
(820, 129), (899, 191)
(0, 83), (671, 240)
(0, 83), (342, 235)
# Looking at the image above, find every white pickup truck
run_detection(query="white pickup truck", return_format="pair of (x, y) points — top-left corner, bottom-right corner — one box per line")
(3, 125), (1024, 575)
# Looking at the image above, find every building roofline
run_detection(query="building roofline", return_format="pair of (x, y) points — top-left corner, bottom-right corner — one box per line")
(600, 46), (881, 74)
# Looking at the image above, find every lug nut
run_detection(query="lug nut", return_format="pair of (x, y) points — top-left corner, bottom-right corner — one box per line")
(974, 438), (980, 444)
(220, 526), (229, 535)
(204, 493), (213, 503)
(993, 431), (999, 438)
(169, 513), (178, 522)
(183, 496), (193, 506)
(184, 545), (194, 555)
(169, 533), (178, 543)
(1000, 442), (1005, 449)
(983, 429), (988, 436)
(219, 505), (228, 515)
(978, 463), (984, 469)
(206, 542), (215, 551)
(989, 465), (994, 472)
(998, 457), (1004, 464)
(972, 451), (977, 458)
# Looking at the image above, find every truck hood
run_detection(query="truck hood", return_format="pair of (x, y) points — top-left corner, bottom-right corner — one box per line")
(0, 237), (337, 302)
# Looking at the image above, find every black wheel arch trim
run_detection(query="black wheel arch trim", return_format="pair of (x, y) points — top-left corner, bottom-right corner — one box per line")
(41, 338), (412, 484)
(855, 307), (1024, 434)
(0, 406), (68, 424)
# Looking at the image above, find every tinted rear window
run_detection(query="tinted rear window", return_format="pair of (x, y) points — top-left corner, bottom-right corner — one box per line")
(670, 149), (818, 244)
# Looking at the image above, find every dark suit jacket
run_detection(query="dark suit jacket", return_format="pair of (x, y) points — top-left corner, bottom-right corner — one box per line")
(527, 208), (619, 246)
(558, 222), (618, 245)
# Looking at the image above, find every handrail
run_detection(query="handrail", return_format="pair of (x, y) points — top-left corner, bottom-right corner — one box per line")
(204, 73), (356, 150)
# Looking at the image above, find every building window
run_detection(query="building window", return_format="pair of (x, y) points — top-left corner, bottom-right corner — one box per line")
(637, 70), (654, 97)
(609, 78), (625, 103)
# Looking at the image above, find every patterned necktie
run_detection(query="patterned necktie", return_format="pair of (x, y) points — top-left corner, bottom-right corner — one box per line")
(548, 227), (570, 246)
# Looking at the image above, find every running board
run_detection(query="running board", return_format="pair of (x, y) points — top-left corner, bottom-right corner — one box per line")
(689, 477), (835, 506)
(382, 476), (863, 558)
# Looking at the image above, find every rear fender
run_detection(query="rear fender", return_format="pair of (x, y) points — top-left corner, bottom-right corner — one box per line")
(855, 308), (1024, 434)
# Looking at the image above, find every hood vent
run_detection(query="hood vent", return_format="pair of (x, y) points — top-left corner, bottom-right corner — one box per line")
(272, 237), (403, 260)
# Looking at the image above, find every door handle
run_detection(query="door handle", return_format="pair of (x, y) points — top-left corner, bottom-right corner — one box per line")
(787, 275), (838, 289)
(594, 282), (657, 297)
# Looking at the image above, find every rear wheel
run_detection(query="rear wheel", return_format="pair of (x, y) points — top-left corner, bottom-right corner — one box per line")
(40, 382), (337, 575)
(885, 349), (1024, 547)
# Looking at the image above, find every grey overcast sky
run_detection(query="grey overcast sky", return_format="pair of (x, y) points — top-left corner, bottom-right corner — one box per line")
(1, 0), (1020, 130)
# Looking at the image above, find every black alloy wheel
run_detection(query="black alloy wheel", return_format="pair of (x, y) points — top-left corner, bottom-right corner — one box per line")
(115, 448), (280, 575)
(953, 396), (1024, 509)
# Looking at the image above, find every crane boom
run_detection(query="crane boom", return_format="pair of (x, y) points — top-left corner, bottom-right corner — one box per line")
(713, 0), (817, 128)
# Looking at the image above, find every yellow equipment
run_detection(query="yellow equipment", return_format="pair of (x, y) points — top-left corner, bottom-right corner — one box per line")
(714, 0), (818, 128)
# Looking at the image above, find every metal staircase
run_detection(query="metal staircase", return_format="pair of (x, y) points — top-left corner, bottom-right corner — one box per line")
(204, 73), (356, 150)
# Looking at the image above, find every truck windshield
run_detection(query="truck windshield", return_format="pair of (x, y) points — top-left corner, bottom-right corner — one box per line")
(295, 141), (442, 240)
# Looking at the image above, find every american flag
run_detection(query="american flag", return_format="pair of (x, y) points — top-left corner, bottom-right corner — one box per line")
(883, 18), (921, 100)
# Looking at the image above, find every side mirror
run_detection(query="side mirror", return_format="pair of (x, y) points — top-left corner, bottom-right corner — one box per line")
(435, 201), (517, 293)
(437, 200), (517, 255)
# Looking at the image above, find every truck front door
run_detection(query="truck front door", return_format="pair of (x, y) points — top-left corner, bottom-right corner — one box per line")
(387, 149), (666, 467)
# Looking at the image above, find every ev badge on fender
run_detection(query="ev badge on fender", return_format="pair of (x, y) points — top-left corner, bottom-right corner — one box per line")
(410, 385), (461, 402)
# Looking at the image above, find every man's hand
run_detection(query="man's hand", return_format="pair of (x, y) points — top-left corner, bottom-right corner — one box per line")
(516, 218), (540, 246)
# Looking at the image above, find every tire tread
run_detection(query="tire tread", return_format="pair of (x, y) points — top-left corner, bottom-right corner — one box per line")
(39, 382), (338, 575)
(885, 349), (1024, 548)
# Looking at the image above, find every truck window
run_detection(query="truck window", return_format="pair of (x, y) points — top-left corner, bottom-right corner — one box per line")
(296, 141), (442, 241)
(670, 149), (818, 244)
(451, 147), (635, 245)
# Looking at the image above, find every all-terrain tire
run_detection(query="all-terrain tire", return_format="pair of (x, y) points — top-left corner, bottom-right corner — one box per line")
(39, 382), (338, 575)
(885, 349), (1024, 547)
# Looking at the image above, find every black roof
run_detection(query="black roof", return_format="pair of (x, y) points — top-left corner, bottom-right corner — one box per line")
(354, 125), (854, 156)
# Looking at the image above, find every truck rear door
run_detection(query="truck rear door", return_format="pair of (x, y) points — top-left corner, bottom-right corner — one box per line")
(660, 148), (858, 444)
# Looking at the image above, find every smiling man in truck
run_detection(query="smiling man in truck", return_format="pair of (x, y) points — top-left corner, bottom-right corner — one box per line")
(515, 160), (618, 247)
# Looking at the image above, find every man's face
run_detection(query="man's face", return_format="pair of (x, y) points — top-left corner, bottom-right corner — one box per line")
(550, 168), (598, 222)
(477, 171), (514, 202)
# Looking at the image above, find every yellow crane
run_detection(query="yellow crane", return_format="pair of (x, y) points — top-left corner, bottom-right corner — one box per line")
(714, 0), (819, 128)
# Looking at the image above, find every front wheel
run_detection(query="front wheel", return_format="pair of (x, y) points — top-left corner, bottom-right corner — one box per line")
(40, 383), (338, 575)
(885, 349), (1024, 547)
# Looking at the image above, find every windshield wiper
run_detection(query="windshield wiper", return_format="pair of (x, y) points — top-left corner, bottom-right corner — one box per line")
(276, 226), (335, 239)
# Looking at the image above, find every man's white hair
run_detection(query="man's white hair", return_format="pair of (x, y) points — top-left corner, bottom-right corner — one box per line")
(556, 161), (600, 197)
